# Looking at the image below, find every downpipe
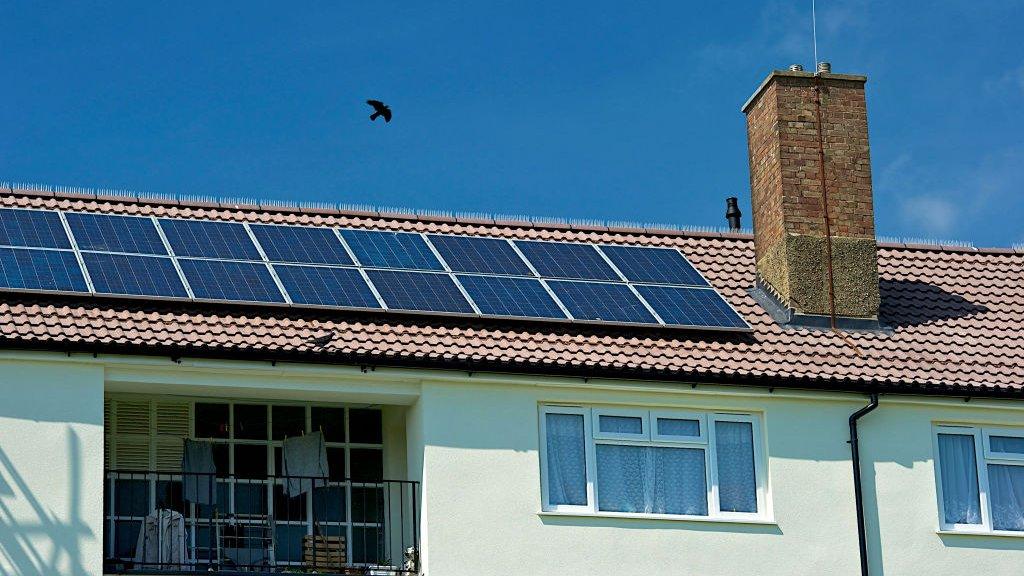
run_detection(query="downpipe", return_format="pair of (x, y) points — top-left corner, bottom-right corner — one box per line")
(849, 393), (879, 576)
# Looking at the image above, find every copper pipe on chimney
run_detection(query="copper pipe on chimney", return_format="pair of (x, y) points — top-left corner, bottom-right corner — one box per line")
(813, 73), (863, 356)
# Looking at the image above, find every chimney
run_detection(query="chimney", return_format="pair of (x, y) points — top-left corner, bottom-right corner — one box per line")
(742, 67), (880, 323)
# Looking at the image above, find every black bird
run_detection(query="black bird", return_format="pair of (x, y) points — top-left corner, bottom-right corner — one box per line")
(366, 100), (392, 123)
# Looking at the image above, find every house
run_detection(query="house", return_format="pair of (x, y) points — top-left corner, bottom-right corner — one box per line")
(0, 66), (1021, 576)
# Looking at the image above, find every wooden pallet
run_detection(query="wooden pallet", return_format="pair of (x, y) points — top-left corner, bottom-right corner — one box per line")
(303, 535), (347, 570)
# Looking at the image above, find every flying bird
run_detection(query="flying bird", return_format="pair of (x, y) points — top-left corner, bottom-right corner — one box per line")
(366, 100), (392, 123)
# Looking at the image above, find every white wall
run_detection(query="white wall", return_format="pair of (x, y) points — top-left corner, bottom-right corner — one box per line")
(0, 359), (105, 576)
(411, 377), (1024, 576)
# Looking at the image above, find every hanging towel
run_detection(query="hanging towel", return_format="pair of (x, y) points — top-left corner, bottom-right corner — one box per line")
(182, 439), (217, 505)
(134, 509), (188, 569)
(282, 431), (329, 496)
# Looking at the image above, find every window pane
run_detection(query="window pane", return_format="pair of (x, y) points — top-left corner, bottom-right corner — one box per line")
(352, 486), (384, 523)
(653, 447), (707, 515)
(313, 485), (347, 522)
(195, 403), (229, 439)
(155, 480), (184, 513)
(352, 526), (385, 565)
(114, 520), (141, 558)
(657, 418), (700, 437)
(234, 404), (268, 440)
(114, 479), (150, 516)
(937, 433), (982, 524)
(351, 448), (383, 482)
(272, 406), (306, 440)
(234, 445), (269, 479)
(598, 415), (643, 435)
(312, 407), (345, 442)
(596, 444), (647, 512)
(350, 409), (383, 444)
(274, 523), (306, 563)
(273, 484), (307, 522)
(991, 436), (1024, 455)
(234, 482), (268, 516)
(988, 464), (1024, 531)
(327, 447), (347, 481)
(545, 413), (588, 506)
(213, 444), (229, 478)
(715, 421), (757, 513)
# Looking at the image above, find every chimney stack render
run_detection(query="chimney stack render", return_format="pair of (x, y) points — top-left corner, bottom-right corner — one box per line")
(742, 67), (880, 321)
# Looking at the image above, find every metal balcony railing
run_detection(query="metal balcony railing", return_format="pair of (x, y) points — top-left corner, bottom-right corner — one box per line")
(103, 469), (419, 575)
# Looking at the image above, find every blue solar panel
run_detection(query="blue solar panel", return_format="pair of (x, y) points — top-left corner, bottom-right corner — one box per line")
(83, 253), (188, 298)
(365, 270), (474, 313)
(178, 259), (285, 303)
(250, 225), (353, 265)
(274, 265), (380, 309)
(0, 248), (86, 292)
(514, 241), (620, 281)
(427, 235), (532, 275)
(600, 246), (708, 286)
(0, 209), (71, 249)
(456, 275), (567, 319)
(159, 219), (261, 260)
(546, 280), (656, 324)
(635, 285), (747, 329)
(340, 230), (443, 270)
(66, 213), (167, 255)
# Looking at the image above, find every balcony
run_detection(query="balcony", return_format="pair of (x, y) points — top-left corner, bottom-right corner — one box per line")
(103, 470), (419, 575)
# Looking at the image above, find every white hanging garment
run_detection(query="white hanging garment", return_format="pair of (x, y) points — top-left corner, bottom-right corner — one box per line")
(134, 509), (189, 569)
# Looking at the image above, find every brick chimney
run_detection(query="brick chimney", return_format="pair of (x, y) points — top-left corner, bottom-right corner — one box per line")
(742, 66), (880, 323)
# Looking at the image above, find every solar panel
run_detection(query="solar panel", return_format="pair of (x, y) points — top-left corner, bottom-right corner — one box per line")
(427, 235), (532, 275)
(159, 219), (262, 260)
(364, 270), (474, 313)
(514, 241), (620, 281)
(0, 248), (87, 292)
(634, 285), (747, 329)
(274, 265), (380, 309)
(600, 245), (708, 286)
(178, 259), (285, 303)
(456, 275), (567, 319)
(546, 280), (657, 324)
(83, 253), (188, 298)
(0, 209), (72, 249)
(250, 225), (353, 265)
(66, 213), (167, 255)
(340, 230), (443, 271)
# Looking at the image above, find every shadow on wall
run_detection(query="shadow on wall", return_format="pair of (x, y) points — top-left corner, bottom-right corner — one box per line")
(879, 280), (990, 328)
(0, 428), (93, 575)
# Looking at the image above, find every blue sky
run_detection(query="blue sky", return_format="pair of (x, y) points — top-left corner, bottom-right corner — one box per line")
(2, 1), (1022, 246)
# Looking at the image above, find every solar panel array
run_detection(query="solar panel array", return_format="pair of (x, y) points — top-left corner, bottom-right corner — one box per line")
(0, 207), (749, 331)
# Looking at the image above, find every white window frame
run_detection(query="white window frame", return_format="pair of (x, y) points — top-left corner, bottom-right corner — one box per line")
(539, 405), (769, 521)
(933, 424), (1024, 535)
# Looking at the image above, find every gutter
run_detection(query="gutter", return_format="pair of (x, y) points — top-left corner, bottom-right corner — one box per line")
(849, 393), (879, 576)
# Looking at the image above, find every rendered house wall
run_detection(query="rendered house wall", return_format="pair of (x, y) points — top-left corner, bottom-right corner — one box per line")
(0, 358), (106, 576)
(412, 377), (1024, 576)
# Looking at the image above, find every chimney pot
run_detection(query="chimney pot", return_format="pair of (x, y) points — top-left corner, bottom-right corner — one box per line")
(816, 61), (832, 74)
(725, 197), (742, 231)
(789, 64), (804, 72)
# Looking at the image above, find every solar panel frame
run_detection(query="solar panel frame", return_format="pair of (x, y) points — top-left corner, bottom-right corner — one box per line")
(455, 274), (569, 320)
(82, 252), (190, 298)
(158, 218), (263, 260)
(0, 208), (73, 249)
(546, 280), (659, 324)
(364, 269), (476, 314)
(249, 224), (354, 266)
(427, 235), (533, 276)
(513, 240), (622, 281)
(634, 284), (750, 330)
(599, 245), (709, 287)
(177, 259), (287, 304)
(65, 212), (168, 255)
(272, 264), (382, 309)
(339, 229), (445, 271)
(0, 247), (88, 293)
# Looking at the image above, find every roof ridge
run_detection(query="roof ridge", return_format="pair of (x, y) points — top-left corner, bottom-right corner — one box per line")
(2, 180), (755, 239)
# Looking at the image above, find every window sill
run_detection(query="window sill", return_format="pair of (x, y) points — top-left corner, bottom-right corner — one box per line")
(538, 510), (777, 526)
(936, 529), (1024, 539)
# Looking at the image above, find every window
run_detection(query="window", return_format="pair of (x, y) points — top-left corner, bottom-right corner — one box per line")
(934, 425), (1024, 533)
(539, 405), (767, 520)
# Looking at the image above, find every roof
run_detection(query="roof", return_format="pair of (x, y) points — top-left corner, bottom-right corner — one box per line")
(1, 188), (1022, 398)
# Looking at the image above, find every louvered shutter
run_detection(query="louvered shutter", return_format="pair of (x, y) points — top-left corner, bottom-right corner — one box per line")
(154, 401), (189, 472)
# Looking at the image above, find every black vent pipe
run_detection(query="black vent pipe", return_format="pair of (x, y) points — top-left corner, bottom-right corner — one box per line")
(849, 393), (879, 576)
(725, 197), (742, 230)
